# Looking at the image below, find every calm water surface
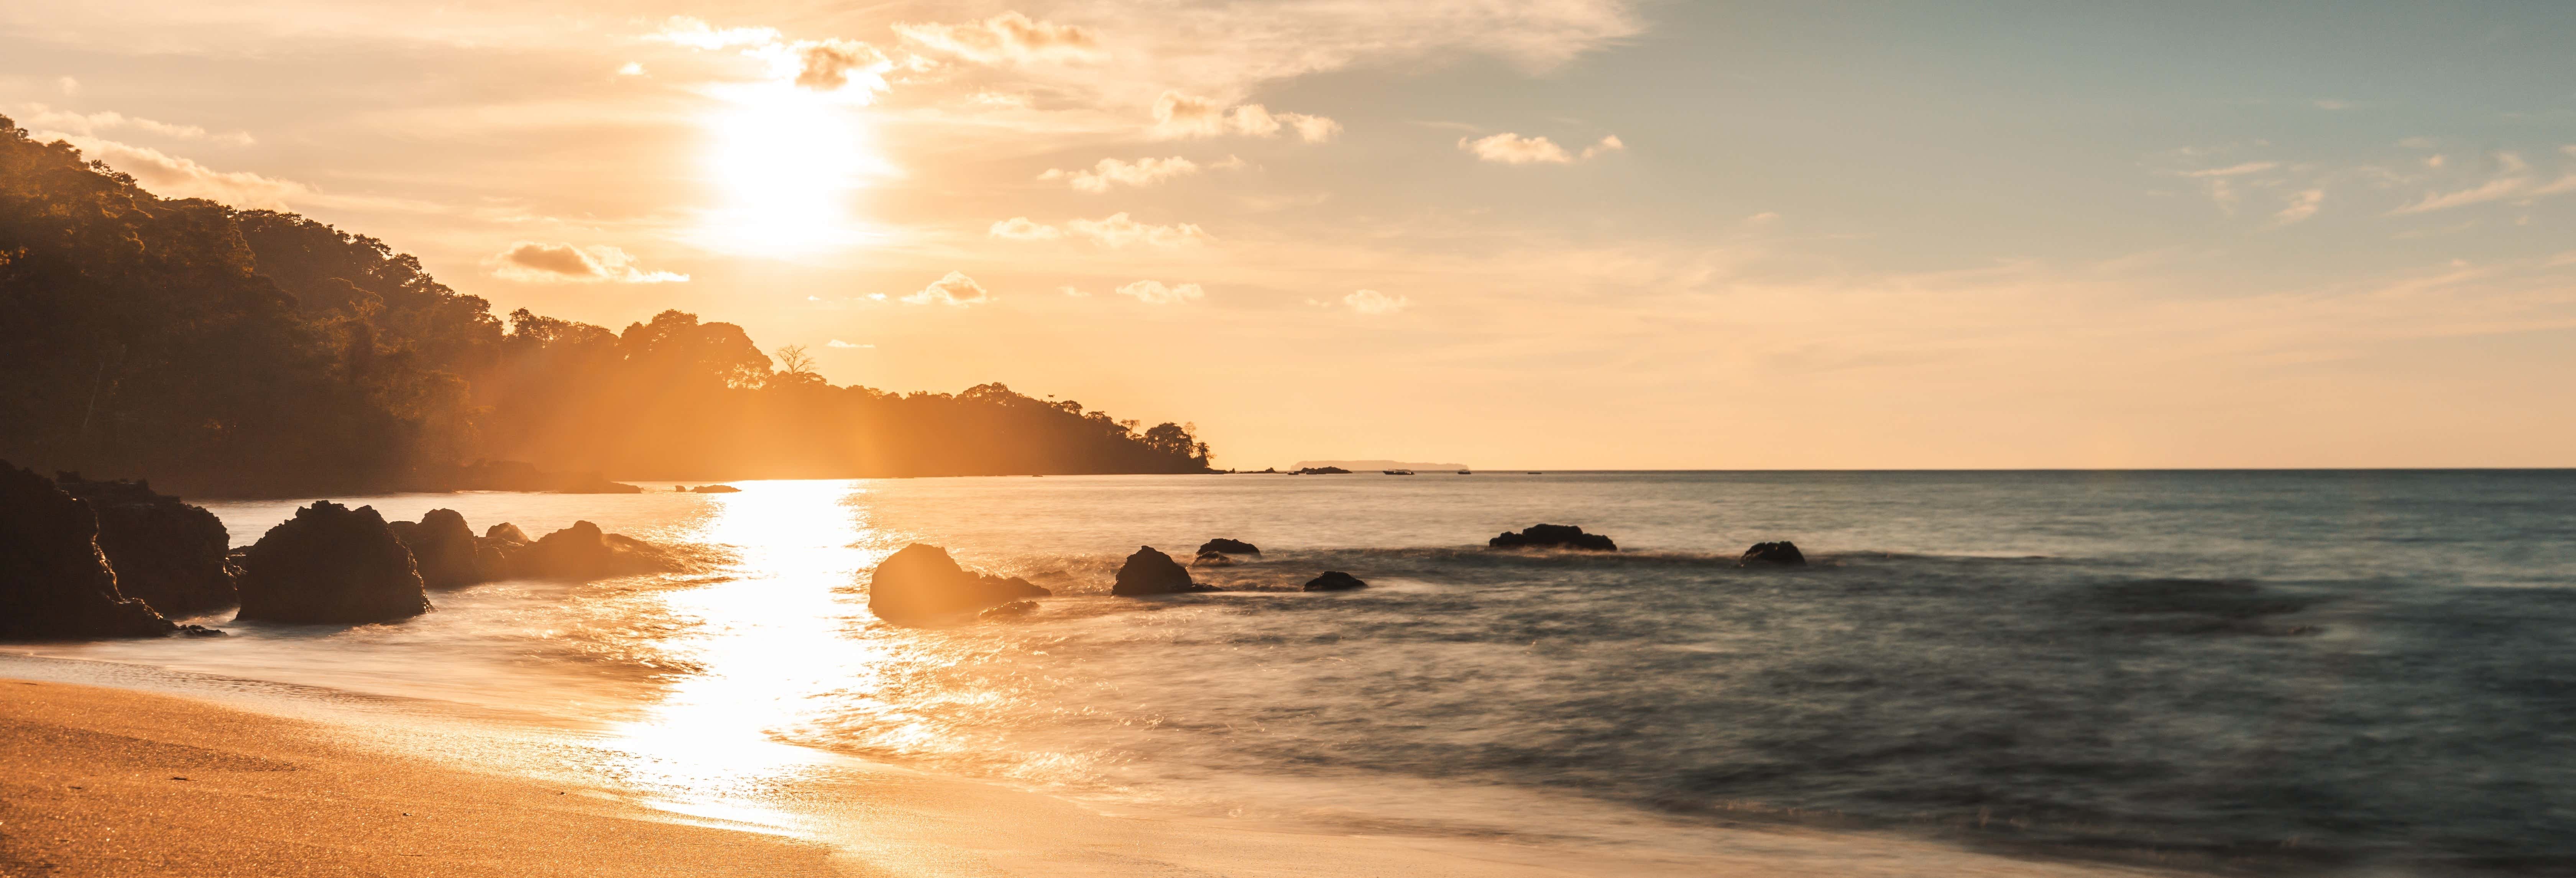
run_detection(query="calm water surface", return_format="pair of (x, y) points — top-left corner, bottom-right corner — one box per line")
(31, 471), (2576, 875)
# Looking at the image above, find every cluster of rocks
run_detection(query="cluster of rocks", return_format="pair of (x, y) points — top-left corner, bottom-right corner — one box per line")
(1487, 523), (1808, 567)
(866, 536), (1376, 627)
(3, 459), (694, 639)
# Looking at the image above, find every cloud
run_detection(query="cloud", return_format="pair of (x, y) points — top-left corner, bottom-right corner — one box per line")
(1343, 289), (1411, 314)
(894, 12), (1100, 64)
(1115, 280), (1205, 304)
(1041, 156), (1199, 192)
(988, 216), (1063, 239)
(616, 62), (646, 76)
(491, 242), (689, 283)
(2181, 161), (2279, 177)
(2270, 189), (2324, 227)
(15, 103), (253, 145)
(2388, 177), (2531, 215)
(1152, 91), (1337, 141)
(57, 77), (77, 95)
(785, 39), (892, 93)
(1065, 212), (1211, 247)
(1459, 132), (1619, 165)
(46, 135), (306, 209)
(904, 271), (991, 305)
(825, 339), (872, 348)
(1060, 286), (1089, 297)
(645, 16), (779, 49)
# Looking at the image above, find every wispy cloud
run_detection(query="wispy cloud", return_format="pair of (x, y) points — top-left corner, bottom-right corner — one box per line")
(1041, 156), (1199, 192)
(1001, 212), (1215, 248)
(43, 134), (304, 209)
(491, 242), (688, 283)
(1116, 280), (1205, 304)
(1460, 132), (1622, 164)
(825, 339), (872, 348)
(2270, 189), (2324, 227)
(15, 103), (253, 145)
(988, 216), (1062, 240)
(1344, 289), (1412, 314)
(894, 12), (1100, 64)
(1152, 91), (1337, 141)
(2388, 176), (2530, 215)
(903, 271), (991, 305)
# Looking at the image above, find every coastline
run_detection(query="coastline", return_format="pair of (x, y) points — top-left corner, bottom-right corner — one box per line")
(2, 654), (2199, 878)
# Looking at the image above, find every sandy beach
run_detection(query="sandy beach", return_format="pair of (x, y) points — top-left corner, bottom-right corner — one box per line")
(0, 656), (2208, 878)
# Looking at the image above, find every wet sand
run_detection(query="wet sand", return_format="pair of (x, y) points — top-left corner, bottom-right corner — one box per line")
(1, 665), (2196, 878)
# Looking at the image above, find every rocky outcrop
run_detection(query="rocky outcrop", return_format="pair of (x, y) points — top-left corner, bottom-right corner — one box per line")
(1739, 541), (1807, 566)
(511, 521), (688, 580)
(1303, 571), (1368, 592)
(386, 509), (485, 589)
(1488, 524), (1618, 552)
(1198, 538), (1260, 556)
(867, 543), (1052, 626)
(1290, 466), (1349, 475)
(51, 472), (236, 617)
(1191, 550), (1236, 568)
(484, 523), (529, 545)
(0, 463), (179, 640)
(688, 484), (742, 494)
(1112, 546), (1216, 596)
(235, 501), (431, 624)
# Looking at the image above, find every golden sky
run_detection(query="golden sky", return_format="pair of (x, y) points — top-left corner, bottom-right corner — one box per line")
(7, 1), (2574, 468)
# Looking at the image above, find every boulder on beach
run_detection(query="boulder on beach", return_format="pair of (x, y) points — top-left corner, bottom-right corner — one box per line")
(52, 472), (236, 617)
(1197, 538), (1260, 556)
(512, 521), (687, 580)
(0, 462), (179, 640)
(1191, 550), (1236, 568)
(1112, 546), (1216, 596)
(1739, 541), (1807, 566)
(235, 501), (431, 625)
(1303, 571), (1368, 592)
(387, 509), (483, 589)
(1488, 524), (1618, 552)
(867, 543), (1052, 626)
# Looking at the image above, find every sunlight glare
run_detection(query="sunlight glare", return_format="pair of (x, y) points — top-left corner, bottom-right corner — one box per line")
(695, 85), (890, 255)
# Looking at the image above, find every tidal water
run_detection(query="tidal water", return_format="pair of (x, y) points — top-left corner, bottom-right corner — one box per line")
(28, 471), (2576, 875)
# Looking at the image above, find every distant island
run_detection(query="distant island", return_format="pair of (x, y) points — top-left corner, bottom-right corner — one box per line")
(0, 117), (1214, 496)
(1294, 460), (1470, 472)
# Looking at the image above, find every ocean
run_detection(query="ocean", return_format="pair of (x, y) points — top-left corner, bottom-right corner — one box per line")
(23, 471), (2576, 875)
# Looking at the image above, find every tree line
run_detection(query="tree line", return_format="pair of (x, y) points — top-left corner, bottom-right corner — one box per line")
(0, 116), (1213, 495)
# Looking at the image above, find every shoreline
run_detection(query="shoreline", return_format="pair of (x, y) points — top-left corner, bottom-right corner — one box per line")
(2, 653), (2201, 878)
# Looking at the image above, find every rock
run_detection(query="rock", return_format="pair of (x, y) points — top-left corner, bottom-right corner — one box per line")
(1191, 550), (1236, 568)
(51, 472), (236, 617)
(1290, 466), (1349, 475)
(1112, 546), (1215, 596)
(1197, 538), (1260, 556)
(387, 509), (484, 589)
(235, 501), (431, 624)
(689, 484), (742, 494)
(1303, 571), (1368, 592)
(484, 523), (529, 544)
(1739, 541), (1807, 566)
(867, 543), (1051, 626)
(510, 521), (688, 580)
(1488, 524), (1618, 552)
(0, 462), (178, 640)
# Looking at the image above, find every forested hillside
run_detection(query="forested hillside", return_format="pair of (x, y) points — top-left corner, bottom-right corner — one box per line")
(0, 117), (1212, 495)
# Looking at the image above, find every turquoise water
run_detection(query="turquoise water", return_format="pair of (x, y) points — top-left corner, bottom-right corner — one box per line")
(33, 471), (2576, 874)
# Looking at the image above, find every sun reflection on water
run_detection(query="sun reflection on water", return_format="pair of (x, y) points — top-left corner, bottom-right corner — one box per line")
(587, 479), (899, 826)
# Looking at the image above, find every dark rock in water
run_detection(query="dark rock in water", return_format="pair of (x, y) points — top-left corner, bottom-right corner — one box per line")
(1198, 538), (1260, 556)
(52, 472), (237, 617)
(1303, 571), (1368, 592)
(511, 521), (687, 580)
(979, 600), (1038, 620)
(1112, 546), (1216, 596)
(0, 462), (178, 640)
(1191, 550), (1236, 568)
(1488, 524), (1617, 552)
(868, 543), (1051, 626)
(235, 501), (431, 625)
(387, 509), (484, 590)
(689, 484), (742, 494)
(1739, 541), (1807, 566)
(1291, 466), (1349, 475)
(484, 523), (529, 544)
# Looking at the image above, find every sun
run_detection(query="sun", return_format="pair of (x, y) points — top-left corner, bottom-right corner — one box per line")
(694, 83), (891, 255)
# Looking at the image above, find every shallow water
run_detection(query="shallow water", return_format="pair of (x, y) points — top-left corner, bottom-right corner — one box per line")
(31, 471), (2576, 874)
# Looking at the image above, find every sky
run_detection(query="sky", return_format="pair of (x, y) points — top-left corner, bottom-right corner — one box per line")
(4, 0), (2573, 469)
